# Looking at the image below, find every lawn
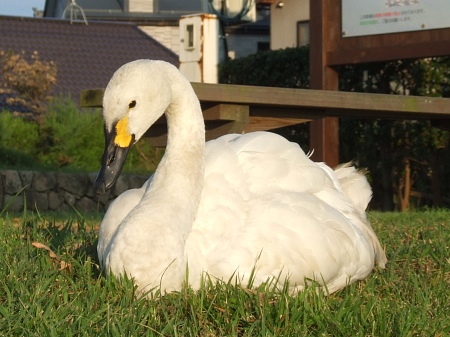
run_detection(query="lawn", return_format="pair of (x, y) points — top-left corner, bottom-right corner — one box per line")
(0, 210), (449, 336)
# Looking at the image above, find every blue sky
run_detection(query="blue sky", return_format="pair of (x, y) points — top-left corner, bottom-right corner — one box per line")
(0, 0), (47, 17)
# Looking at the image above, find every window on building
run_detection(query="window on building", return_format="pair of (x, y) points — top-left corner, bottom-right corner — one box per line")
(185, 24), (195, 50)
(297, 21), (310, 47)
(257, 42), (270, 52)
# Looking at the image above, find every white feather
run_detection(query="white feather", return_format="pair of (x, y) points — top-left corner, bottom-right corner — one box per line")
(97, 60), (387, 295)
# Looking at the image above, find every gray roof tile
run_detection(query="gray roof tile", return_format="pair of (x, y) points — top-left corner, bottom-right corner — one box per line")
(0, 15), (179, 108)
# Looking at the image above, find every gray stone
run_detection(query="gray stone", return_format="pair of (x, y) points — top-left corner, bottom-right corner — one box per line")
(3, 194), (24, 212)
(59, 203), (73, 212)
(57, 173), (88, 196)
(19, 171), (34, 188)
(48, 191), (63, 210)
(87, 172), (98, 185)
(129, 175), (148, 189)
(0, 169), (153, 213)
(85, 185), (94, 198)
(32, 172), (56, 192)
(112, 175), (129, 197)
(61, 191), (76, 206)
(86, 172), (100, 197)
(93, 189), (111, 205)
(2, 170), (23, 194)
(104, 198), (115, 211)
(25, 190), (49, 211)
(75, 197), (98, 212)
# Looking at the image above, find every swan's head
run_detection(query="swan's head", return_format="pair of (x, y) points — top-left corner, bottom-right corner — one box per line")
(93, 60), (176, 194)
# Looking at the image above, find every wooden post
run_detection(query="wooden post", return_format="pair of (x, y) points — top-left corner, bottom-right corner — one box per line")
(309, 0), (339, 167)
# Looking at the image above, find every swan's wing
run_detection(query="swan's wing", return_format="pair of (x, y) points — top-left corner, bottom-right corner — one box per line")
(317, 162), (386, 268)
(187, 132), (384, 291)
(97, 177), (152, 267)
(225, 132), (329, 194)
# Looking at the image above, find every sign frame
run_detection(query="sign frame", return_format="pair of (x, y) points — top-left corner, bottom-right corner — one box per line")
(342, 0), (450, 38)
(308, 0), (450, 166)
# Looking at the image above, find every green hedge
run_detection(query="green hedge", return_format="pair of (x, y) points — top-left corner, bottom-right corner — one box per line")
(0, 97), (159, 174)
(220, 46), (309, 88)
(219, 47), (450, 210)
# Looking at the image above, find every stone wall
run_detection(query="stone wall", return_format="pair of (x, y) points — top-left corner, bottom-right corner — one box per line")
(0, 170), (148, 213)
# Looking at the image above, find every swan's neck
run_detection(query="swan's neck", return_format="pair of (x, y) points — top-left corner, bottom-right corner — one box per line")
(141, 76), (205, 238)
(118, 73), (205, 291)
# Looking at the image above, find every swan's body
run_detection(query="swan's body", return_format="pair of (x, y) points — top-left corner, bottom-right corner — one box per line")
(94, 60), (386, 295)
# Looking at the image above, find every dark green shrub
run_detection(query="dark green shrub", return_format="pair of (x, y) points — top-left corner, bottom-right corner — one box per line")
(220, 46), (309, 88)
(36, 97), (104, 170)
(220, 49), (450, 210)
(0, 96), (159, 174)
(0, 110), (40, 154)
(339, 58), (450, 210)
(0, 111), (43, 170)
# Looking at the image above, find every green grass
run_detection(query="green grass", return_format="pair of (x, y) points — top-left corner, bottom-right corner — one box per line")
(0, 210), (449, 336)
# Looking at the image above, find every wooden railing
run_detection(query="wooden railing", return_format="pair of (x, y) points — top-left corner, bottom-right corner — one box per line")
(81, 83), (450, 147)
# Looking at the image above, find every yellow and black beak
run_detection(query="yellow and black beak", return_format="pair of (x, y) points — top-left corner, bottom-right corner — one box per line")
(94, 117), (134, 195)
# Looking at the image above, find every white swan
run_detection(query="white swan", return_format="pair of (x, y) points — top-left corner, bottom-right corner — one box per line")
(94, 59), (386, 295)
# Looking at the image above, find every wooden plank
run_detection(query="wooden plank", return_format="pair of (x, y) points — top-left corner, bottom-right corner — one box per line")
(309, 117), (339, 165)
(146, 120), (249, 147)
(309, 0), (339, 91)
(203, 104), (249, 140)
(81, 86), (450, 120)
(248, 106), (320, 120)
(201, 104), (249, 123)
(328, 40), (450, 66)
(323, 1), (450, 66)
(80, 85), (450, 148)
(244, 116), (311, 133)
(194, 85), (450, 119)
(301, 0), (450, 165)
(309, 0), (340, 167)
(144, 104), (249, 147)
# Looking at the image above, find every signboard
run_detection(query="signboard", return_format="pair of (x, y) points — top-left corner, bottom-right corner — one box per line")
(342, 0), (450, 37)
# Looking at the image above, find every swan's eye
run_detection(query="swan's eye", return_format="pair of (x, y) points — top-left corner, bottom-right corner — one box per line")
(129, 100), (136, 109)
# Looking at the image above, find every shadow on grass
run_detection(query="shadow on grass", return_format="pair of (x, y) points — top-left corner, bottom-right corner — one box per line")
(15, 211), (104, 278)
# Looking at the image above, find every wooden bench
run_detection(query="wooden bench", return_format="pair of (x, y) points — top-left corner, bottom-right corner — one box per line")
(81, 83), (450, 148)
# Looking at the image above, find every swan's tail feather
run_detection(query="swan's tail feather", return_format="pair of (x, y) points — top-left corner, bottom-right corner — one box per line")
(366, 228), (387, 268)
(355, 216), (387, 268)
(334, 163), (387, 268)
(334, 163), (372, 215)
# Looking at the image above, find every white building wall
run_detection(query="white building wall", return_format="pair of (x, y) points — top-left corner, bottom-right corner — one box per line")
(270, 0), (309, 50)
(138, 26), (180, 55)
(129, 0), (154, 13)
